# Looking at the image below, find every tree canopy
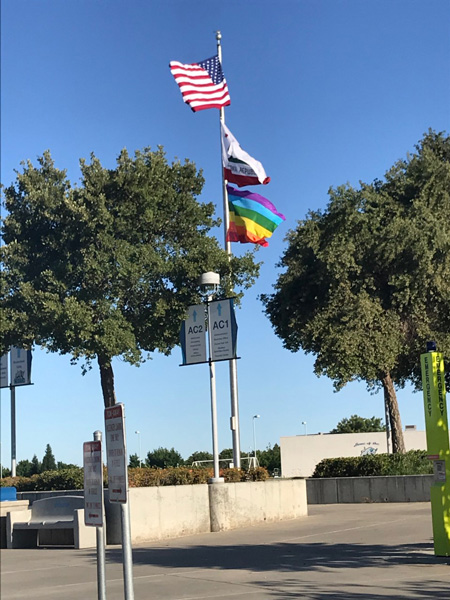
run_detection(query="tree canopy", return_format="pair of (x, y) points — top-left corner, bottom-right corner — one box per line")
(41, 444), (57, 472)
(330, 415), (386, 434)
(1, 148), (259, 408)
(146, 446), (183, 468)
(257, 443), (281, 474)
(262, 131), (450, 453)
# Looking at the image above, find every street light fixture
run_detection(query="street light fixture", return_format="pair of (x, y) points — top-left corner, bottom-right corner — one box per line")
(302, 421), (307, 436)
(252, 414), (260, 467)
(135, 430), (142, 467)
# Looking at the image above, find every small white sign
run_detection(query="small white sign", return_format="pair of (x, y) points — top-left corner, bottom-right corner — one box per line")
(433, 459), (446, 483)
(10, 347), (32, 386)
(208, 299), (238, 362)
(0, 354), (8, 388)
(83, 440), (104, 526)
(104, 404), (128, 503)
(180, 304), (207, 365)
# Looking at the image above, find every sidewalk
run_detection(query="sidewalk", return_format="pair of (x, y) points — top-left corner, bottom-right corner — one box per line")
(1, 503), (448, 599)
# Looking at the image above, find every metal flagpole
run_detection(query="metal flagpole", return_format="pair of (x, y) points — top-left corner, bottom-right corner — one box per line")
(216, 30), (241, 469)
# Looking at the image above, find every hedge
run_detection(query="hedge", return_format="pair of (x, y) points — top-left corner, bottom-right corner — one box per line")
(312, 450), (434, 478)
(0, 466), (269, 492)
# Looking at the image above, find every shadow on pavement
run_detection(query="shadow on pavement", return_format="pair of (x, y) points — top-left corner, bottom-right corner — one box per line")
(102, 539), (449, 572)
(252, 579), (450, 599)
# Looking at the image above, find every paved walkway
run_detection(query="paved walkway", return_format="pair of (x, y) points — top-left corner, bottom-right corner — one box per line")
(1, 503), (448, 599)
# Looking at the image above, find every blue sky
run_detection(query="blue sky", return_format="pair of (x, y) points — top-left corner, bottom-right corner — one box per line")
(1, 0), (449, 469)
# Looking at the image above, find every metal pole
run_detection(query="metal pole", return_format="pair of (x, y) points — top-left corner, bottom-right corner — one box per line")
(384, 398), (391, 454)
(10, 386), (16, 477)
(208, 294), (222, 482)
(216, 30), (241, 469)
(135, 431), (142, 467)
(93, 430), (106, 600)
(252, 415), (260, 467)
(120, 502), (134, 600)
(120, 406), (134, 600)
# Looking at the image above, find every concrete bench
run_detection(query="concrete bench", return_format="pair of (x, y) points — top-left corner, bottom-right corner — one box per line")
(6, 495), (96, 549)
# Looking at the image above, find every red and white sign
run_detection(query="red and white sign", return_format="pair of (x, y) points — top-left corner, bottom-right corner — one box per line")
(83, 440), (104, 526)
(104, 404), (128, 503)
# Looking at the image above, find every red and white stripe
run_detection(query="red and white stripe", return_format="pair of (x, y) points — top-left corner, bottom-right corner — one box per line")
(169, 61), (231, 112)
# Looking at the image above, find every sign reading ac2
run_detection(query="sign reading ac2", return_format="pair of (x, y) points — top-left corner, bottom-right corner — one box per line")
(180, 299), (238, 366)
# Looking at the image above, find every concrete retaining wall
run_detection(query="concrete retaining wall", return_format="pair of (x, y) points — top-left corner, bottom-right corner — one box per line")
(306, 475), (434, 504)
(18, 478), (308, 545)
(208, 478), (308, 532)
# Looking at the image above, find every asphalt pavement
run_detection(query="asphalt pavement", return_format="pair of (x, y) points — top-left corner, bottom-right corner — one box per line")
(1, 503), (449, 599)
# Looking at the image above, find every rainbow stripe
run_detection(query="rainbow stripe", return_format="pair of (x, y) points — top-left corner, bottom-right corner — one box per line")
(226, 185), (285, 247)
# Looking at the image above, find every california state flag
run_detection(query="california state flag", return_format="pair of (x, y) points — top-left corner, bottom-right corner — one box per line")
(221, 123), (270, 187)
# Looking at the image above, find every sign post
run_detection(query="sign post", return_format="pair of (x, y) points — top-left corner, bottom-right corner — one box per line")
(104, 403), (134, 599)
(179, 304), (207, 365)
(180, 295), (239, 482)
(83, 433), (106, 600)
(2, 348), (33, 477)
(420, 345), (450, 557)
(208, 299), (238, 363)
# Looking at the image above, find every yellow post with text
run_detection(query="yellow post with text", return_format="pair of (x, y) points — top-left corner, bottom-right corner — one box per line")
(420, 349), (450, 556)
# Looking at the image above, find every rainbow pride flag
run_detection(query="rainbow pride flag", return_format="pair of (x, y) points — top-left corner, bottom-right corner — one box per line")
(226, 185), (285, 247)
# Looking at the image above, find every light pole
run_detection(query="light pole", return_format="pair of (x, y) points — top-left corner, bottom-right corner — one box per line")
(302, 421), (307, 436)
(252, 414), (260, 467)
(199, 271), (223, 483)
(135, 430), (142, 467)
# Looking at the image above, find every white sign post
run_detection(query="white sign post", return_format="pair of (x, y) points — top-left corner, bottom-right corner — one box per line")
(104, 403), (135, 599)
(208, 299), (238, 362)
(5, 348), (33, 477)
(180, 304), (207, 365)
(10, 347), (32, 386)
(83, 440), (104, 527)
(104, 404), (127, 503)
(84, 433), (106, 600)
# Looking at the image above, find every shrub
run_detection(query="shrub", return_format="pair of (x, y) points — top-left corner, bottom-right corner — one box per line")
(32, 468), (84, 490)
(2, 465), (271, 491)
(0, 476), (36, 491)
(312, 450), (433, 478)
(221, 468), (242, 482)
(0, 468), (84, 491)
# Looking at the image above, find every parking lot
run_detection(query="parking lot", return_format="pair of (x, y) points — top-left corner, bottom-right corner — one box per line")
(1, 503), (449, 599)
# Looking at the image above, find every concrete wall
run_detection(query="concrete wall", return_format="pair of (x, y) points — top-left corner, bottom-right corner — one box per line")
(306, 475), (434, 504)
(0, 500), (29, 548)
(104, 478), (308, 544)
(281, 430), (427, 478)
(209, 479), (308, 532)
(132, 485), (211, 542)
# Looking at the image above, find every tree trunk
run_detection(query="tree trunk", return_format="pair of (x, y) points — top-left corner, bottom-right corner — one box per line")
(98, 355), (117, 408)
(381, 372), (405, 454)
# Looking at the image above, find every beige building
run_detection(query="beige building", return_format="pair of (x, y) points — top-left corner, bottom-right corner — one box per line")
(280, 428), (427, 478)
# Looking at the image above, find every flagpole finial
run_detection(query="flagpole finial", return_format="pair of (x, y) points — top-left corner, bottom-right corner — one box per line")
(216, 30), (222, 42)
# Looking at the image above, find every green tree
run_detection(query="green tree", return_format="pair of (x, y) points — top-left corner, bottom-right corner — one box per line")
(1, 148), (259, 408)
(41, 444), (57, 472)
(262, 131), (450, 453)
(128, 453), (141, 468)
(30, 454), (42, 475)
(1, 466), (12, 478)
(16, 459), (33, 477)
(257, 443), (281, 474)
(146, 447), (183, 468)
(57, 461), (79, 470)
(330, 415), (386, 434)
(219, 448), (234, 461)
(186, 450), (213, 465)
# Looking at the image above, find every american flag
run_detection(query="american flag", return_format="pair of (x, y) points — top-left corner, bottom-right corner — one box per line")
(169, 55), (231, 112)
